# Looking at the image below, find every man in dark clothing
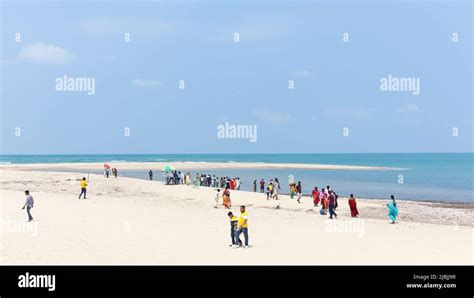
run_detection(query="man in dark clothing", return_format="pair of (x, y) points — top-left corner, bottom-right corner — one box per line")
(328, 190), (338, 219)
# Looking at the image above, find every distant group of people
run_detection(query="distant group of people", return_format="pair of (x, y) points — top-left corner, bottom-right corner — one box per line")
(164, 170), (189, 185)
(289, 181), (303, 203)
(104, 167), (118, 178)
(309, 185), (340, 219)
(194, 174), (242, 191)
(194, 173), (219, 188)
(253, 178), (281, 200)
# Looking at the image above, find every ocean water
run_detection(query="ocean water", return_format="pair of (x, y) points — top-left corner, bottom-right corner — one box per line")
(1, 153), (472, 203)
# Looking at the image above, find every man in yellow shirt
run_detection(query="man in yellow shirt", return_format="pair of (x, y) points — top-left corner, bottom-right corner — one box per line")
(233, 205), (249, 249)
(79, 177), (87, 199)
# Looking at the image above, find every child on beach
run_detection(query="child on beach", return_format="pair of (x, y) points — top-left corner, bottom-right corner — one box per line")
(214, 189), (220, 208)
(266, 182), (273, 200)
(21, 190), (34, 222)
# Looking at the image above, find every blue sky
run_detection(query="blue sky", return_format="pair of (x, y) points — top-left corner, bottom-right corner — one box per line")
(1, 0), (472, 154)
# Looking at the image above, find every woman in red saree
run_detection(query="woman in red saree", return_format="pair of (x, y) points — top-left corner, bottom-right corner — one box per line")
(312, 187), (320, 207)
(222, 187), (231, 208)
(319, 189), (328, 215)
(348, 194), (359, 217)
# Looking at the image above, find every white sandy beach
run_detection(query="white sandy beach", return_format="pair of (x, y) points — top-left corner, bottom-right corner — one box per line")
(0, 163), (472, 265)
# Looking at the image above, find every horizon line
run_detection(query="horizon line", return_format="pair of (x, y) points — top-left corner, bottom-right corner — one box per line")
(1, 152), (473, 156)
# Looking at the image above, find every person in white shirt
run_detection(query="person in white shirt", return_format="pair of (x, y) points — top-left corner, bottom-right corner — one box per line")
(22, 190), (34, 222)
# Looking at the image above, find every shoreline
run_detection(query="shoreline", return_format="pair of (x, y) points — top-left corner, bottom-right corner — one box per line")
(1, 168), (473, 227)
(0, 161), (404, 171)
(1, 162), (472, 205)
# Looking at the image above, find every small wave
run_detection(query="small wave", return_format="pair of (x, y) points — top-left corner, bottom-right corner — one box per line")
(0, 162), (12, 164)
(227, 160), (235, 163)
(109, 160), (127, 163)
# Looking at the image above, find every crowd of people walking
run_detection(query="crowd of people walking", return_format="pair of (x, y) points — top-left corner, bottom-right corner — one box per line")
(139, 169), (400, 249)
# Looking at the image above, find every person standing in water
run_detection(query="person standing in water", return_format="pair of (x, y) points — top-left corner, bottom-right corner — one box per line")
(79, 177), (87, 199)
(148, 170), (153, 180)
(259, 179), (265, 193)
(22, 190), (34, 222)
(387, 195), (398, 224)
(253, 180), (257, 192)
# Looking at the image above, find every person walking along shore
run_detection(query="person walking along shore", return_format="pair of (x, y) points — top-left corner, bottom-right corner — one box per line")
(22, 190), (34, 222)
(348, 194), (359, 217)
(328, 190), (337, 219)
(387, 195), (398, 224)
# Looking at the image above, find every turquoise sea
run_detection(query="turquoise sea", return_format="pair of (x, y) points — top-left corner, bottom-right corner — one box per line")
(1, 153), (472, 203)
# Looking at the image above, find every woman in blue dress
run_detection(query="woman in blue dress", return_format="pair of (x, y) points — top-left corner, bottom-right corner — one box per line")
(387, 195), (398, 224)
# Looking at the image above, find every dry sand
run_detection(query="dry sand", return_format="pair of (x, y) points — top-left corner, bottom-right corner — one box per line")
(0, 164), (472, 265)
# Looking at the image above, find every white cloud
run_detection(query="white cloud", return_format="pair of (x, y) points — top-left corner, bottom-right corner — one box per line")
(253, 109), (291, 124)
(132, 79), (163, 88)
(292, 70), (312, 79)
(18, 43), (75, 64)
(397, 104), (419, 113)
